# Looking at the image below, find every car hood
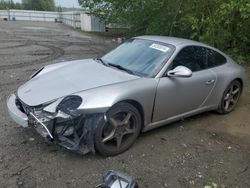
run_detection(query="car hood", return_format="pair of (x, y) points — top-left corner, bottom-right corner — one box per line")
(17, 59), (139, 106)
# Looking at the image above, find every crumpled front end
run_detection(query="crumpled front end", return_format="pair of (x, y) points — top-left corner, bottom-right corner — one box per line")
(8, 94), (99, 155)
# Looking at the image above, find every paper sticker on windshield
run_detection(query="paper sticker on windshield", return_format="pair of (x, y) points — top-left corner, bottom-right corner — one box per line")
(150, 43), (170, 52)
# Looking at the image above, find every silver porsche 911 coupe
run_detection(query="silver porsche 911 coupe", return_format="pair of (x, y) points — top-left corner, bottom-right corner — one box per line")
(7, 36), (246, 156)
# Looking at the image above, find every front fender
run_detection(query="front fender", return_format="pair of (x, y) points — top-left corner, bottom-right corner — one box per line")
(77, 78), (158, 126)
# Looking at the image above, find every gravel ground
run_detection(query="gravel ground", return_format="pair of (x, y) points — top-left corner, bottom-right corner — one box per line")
(0, 21), (249, 188)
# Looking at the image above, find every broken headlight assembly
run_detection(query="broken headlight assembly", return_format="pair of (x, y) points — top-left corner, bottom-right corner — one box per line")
(53, 95), (96, 154)
(57, 95), (82, 115)
(53, 95), (83, 137)
(30, 95), (96, 154)
(30, 95), (82, 145)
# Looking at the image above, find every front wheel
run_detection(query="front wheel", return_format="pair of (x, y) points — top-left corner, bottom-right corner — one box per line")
(217, 80), (242, 114)
(94, 102), (142, 156)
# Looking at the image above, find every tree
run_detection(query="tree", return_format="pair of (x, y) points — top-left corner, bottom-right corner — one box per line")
(79, 0), (250, 63)
(182, 0), (250, 62)
(0, 0), (23, 10)
(22, 0), (55, 11)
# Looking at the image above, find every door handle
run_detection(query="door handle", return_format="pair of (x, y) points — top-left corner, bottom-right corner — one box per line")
(206, 79), (215, 85)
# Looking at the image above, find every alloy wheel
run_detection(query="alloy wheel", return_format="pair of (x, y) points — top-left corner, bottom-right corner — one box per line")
(102, 111), (138, 150)
(223, 82), (241, 112)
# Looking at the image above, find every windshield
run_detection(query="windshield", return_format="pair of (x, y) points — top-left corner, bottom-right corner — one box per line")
(102, 39), (175, 77)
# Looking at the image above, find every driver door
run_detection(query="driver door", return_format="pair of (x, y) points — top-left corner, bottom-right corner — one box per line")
(153, 46), (216, 122)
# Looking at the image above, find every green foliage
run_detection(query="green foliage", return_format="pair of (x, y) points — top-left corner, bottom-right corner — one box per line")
(0, 0), (23, 10)
(182, 0), (250, 63)
(0, 0), (55, 11)
(22, 0), (55, 11)
(79, 0), (250, 63)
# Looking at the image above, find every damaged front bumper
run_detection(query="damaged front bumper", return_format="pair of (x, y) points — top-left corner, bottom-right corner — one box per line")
(7, 94), (97, 155)
(7, 94), (29, 128)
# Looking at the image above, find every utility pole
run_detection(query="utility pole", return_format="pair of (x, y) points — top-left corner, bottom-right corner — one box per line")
(73, 5), (76, 29)
(7, 9), (10, 21)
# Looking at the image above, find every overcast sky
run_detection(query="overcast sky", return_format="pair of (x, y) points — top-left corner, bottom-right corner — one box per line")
(54, 0), (80, 8)
(13, 0), (81, 8)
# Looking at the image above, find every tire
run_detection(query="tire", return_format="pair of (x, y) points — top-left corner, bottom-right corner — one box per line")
(217, 80), (242, 114)
(94, 102), (142, 156)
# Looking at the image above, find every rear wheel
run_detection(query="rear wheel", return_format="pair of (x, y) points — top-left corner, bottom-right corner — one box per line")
(94, 102), (142, 156)
(217, 80), (242, 114)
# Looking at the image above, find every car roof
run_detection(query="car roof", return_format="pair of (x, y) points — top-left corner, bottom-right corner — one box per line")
(135, 35), (212, 48)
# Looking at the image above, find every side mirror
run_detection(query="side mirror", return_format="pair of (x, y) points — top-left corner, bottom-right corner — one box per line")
(167, 66), (192, 78)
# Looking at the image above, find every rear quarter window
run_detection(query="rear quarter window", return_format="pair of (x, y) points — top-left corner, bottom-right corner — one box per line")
(207, 49), (227, 68)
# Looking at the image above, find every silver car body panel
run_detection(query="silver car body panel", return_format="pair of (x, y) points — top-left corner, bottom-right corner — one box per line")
(17, 59), (139, 106)
(76, 78), (158, 125)
(15, 36), (246, 128)
(153, 68), (217, 122)
(7, 36), (246, 153)
(7, 94), (28, 127)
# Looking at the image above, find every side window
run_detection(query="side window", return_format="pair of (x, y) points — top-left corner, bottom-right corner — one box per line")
(207, 49), (227, 68)
(171, 46), (208, 72)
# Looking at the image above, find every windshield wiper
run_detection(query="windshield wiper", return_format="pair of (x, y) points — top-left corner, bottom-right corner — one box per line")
(107, 63), (136, 75)
(96, 58), (108, 66)
(96, 59), (138, 76)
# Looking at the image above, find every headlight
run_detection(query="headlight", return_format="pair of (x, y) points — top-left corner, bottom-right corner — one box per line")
(30, 67), (44, 78)
(57, 95), (82, 115)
